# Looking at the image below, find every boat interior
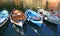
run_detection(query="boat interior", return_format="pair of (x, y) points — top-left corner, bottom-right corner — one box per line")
(10, 10), (26, 23)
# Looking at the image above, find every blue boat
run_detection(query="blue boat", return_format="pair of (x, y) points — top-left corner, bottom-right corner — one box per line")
(0, 9), (9, 27)
(25, 9), (44, 27)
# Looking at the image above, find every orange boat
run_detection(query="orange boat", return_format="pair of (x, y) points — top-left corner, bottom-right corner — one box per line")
(10, 9), (26, 28)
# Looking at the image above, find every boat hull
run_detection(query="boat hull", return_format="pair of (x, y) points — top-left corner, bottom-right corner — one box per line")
(0, 18), (8, 27)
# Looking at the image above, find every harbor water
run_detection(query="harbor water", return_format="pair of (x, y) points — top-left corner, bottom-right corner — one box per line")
(0, 19), (58, 36)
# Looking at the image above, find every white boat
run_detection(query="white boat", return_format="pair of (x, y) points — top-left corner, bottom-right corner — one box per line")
(38, 9), (60, 24)
(0, 9), (9, 28)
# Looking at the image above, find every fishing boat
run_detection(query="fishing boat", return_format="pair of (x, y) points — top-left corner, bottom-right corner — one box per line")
(0, 9), (9, 36)
(38, 9), (60, 25)
(25, 9), (43, 27)
(0, 9), (9, 28)
(10, 9), (26, 36)
(25, 9), (44, 35)
(48, 9), (60, 18)
(52, 11), (60, 18)
(10, 9), (26, 28)
(44, 12), (60, 24)
(37, 9), (60, 36)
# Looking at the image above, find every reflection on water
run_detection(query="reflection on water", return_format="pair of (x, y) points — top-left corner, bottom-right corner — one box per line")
(3, 21), (39, 36)
(13, 23), (27, 36)
(3, 22), (21, 36)
(43, 20), (57, 32)
(0, 20), (9, 36)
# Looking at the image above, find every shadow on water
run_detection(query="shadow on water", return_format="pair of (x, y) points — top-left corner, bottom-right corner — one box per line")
(13, 23), (27, 36)
(3, 21), (21, 36)
(43, 20), (57, 32)
(0, 20), (9, 36)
